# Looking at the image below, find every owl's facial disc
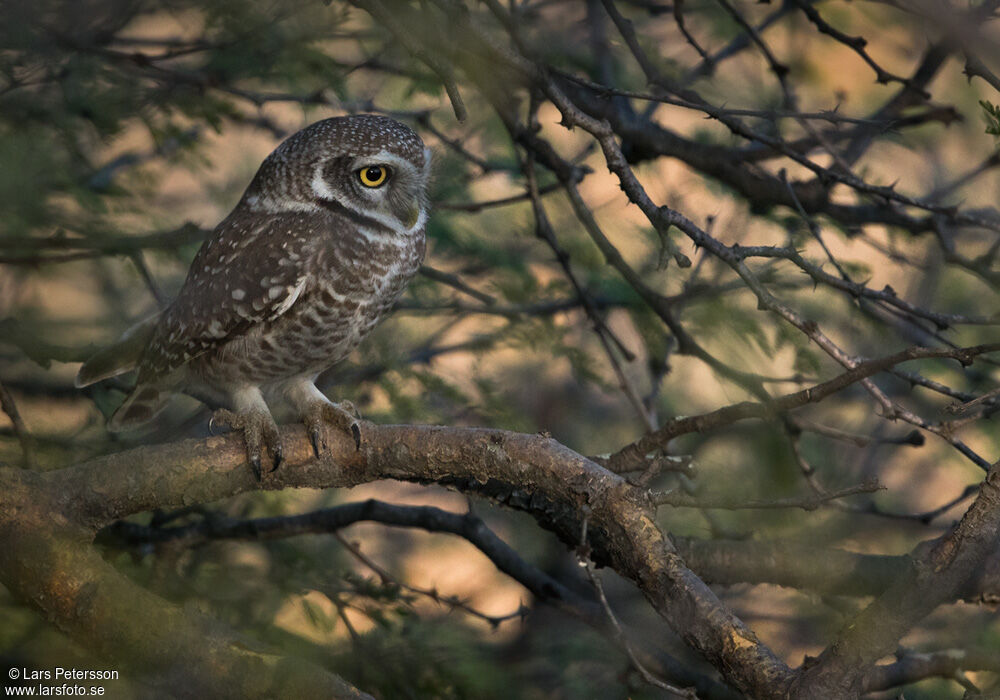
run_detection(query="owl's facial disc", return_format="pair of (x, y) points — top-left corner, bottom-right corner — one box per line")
(342, 150), (428, 230)
(307, 134), (430, 234)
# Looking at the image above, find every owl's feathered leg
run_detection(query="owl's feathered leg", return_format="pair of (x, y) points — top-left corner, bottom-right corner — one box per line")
(283, 379), (361, 456)
(210, 386), (282, 480)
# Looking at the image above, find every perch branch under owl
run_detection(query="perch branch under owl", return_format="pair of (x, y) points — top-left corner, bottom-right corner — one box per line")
(5, 381), (1000, 698)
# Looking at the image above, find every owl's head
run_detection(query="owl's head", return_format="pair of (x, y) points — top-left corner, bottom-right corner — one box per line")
(242, 115), (431, 234)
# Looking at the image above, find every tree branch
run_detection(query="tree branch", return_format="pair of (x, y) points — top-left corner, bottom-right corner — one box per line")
(2, 422), (797, 697)
(674, 537), (1000, 603)
(791, 461), (1000, 697)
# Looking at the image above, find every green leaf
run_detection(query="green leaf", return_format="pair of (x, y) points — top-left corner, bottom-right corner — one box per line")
(980, 100), (1000, 138)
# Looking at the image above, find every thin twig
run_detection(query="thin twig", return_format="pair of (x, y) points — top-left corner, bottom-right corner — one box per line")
(578, 518), (697, 698)
(0, 380), (34, 468)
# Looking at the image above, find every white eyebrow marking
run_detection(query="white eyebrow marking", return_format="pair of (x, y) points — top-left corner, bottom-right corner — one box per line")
(350, 150), (418, 175)
(310, 165), (336, 200)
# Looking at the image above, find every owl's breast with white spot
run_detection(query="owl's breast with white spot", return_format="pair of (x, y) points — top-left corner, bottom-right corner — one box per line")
(196, 225), (424, 386)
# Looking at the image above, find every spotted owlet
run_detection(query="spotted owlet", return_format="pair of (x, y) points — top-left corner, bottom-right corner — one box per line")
(76, 115), (431, 478)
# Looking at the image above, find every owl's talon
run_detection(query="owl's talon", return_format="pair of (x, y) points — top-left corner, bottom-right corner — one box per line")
(211, 408), (282, 481)
(270, 440), (284, 472)
(309, 427), (323, 458)
(302, 400), (362, 455)
(249, 452), (263, 481)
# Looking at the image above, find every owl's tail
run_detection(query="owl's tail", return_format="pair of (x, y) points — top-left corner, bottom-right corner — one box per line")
(76, 312), (167, 431)
(75, 312), (161, 388)
(108, 384), (169, 432)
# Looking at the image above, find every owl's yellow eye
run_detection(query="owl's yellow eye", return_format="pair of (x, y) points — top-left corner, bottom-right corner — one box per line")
(358, 165), (389, 188)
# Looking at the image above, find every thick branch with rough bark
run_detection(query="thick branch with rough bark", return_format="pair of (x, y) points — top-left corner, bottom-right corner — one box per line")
(10, 403), (996, 698)
(0, 472), (370, 699)
(3, 421), (795, 696)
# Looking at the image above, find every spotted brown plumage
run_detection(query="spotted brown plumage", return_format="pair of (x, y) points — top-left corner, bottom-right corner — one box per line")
(76, 115), (431, 479)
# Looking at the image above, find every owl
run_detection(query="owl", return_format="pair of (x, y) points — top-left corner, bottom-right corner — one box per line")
(76, 115), (431, 479)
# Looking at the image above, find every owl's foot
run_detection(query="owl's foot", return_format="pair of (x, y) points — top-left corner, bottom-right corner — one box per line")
(210, 408), (283, 480)
(303, 400), (362, 457)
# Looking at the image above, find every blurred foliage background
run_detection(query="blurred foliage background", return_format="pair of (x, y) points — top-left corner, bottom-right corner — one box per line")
(1, 0), (1000, 698)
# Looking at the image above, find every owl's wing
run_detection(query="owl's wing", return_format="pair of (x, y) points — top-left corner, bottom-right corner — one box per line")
(138, 211), (322, 382)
